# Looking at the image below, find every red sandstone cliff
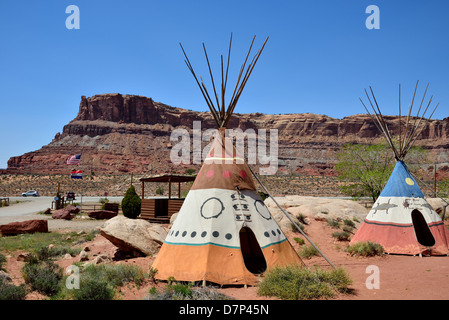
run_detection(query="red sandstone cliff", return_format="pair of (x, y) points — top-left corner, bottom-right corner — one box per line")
(5, 94), (449, 176)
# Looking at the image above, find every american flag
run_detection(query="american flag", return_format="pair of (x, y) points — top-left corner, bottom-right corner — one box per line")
(66, 154), (81, 165)
(71, 170), (83, 179)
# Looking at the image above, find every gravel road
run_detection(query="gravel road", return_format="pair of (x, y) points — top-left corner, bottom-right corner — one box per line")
(0, 196), (123, 232)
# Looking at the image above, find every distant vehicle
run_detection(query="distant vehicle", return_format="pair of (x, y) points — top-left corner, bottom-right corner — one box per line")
(66, 192), (76, 201)
(22, 190), (39, 197)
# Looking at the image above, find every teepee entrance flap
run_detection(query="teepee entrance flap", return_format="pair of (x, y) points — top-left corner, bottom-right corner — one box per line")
(239, 226), (267, 274)
(411, 209), (436, 247)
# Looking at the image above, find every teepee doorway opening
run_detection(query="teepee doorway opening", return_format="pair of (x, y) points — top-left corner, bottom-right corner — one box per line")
(411, 209), (436, 247)
(239, 227), (267, 275)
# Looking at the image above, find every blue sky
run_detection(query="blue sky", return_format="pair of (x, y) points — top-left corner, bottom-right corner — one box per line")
(0, 0), (448, 169)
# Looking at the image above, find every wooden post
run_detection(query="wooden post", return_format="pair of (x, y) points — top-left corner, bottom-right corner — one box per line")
(168, 177), (172, 200)
(141, 180), (145, 200)
(178, 182), (181, 199)
(434, 163), (437, 197)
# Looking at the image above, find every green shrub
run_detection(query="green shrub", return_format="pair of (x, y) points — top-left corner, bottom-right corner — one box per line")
(22, 259), (63, 296)
(258, 265), (352, 300)
(326, 218), (340, 229)
(293, 237), (305, 246)
(82, 263), (146, 287)
(298, 244), (319, 259)
(34, 245), (80, 261)
(296, 213), (309, 225)
(72, 278), (115, 300)
(343, 219), (355, 228)
(121, 185), (141, 219)
(345, 241), (384, 257)
(332, 231), (351, 241)
(0, 279), (27, 300)
(0, 253), (6, 271)
(147, 280), (231, 300)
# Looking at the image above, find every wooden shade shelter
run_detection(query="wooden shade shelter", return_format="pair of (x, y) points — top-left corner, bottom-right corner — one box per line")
(139, 174), (196, 223)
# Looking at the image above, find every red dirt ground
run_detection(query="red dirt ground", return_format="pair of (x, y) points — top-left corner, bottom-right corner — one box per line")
(3, 218), (449, 300)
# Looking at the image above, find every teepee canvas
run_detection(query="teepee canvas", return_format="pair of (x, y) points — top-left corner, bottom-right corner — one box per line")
(151, 35), (303, 285)
(350, 82), (449, 255)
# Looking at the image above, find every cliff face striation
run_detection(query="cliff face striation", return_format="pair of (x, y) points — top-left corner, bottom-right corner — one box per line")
(5, 93), (449, 176)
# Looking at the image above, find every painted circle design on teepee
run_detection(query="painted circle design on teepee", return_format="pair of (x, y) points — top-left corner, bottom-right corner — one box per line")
(223, 170), (232, 178)
(200, 197), (225, 219)
(206, 170), (215, 178)
(239, 170), (247, 179)
(254, 200), (272, 220)
(405, 177), (414, 186)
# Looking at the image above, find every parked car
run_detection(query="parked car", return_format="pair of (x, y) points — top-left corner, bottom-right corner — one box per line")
(22, 190), (39, 197)
(66, 192), (76, 201)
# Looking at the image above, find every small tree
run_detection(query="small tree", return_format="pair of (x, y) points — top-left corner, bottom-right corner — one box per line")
(336, 143), (394, 201)
(121, 185), (141, 219)
(336, 142), (429, 202)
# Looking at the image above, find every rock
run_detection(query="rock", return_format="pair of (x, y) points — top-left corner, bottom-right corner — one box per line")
(265, 196), (368, 223)
(17, 252), (32, 262)
(43, 208), (51, 215)
(79, 250), (89, 262)
(52, 205), (79, 220)
(92, 254), (111, 265)
(0, 219), (48, 236)
(87, 210), (118, 220)
(170, 212), (178, 224)
(0, 271), (12, 283)
(100, 216), (167, 257)
(5, 93), (449, 181)
(427, 198), (448, 215)
(63, 253), (72, 259)
(148, 223), (169, 246)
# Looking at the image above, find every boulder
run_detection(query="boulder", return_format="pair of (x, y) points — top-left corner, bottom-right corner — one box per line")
(100, 216), (168, 257)
(78, 250), (89, 262)
(0, 219), (48, 236)
(0, 271), (12, 283)
(87, 210), (118, 220)
(91, 254), (112, 265)
(265, 195), (369, 223)
(52, 205), (79, 220)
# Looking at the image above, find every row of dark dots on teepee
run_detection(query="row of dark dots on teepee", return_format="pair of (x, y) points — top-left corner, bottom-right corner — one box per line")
(169, 228), (282, 240)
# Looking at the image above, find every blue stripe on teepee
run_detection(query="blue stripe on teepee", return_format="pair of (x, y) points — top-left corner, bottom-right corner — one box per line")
(379, 161), (424, 198)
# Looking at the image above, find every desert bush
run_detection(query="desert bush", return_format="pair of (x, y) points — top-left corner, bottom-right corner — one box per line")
(62, 264), (146, 300)
(0, 254), (6, 271)
(146, 280), (231, 300)
(72, 278), (115, 300)
(82, 263), (146, 287)
(296, 213), (309, 225)
(345, 241), (384, 257)
(0, 278), (27, 300)
(298, 244), (319, 259)
(332, 231), (351, 241)
(326, 218), (340, 229)
(22, 258), (63, 296)
(343, 219), (355, 228)
(258, 265), (352, 300)
(121, 185), (141, 219)
(34, 245), (80, 261)
(293, 237), (305, 246)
